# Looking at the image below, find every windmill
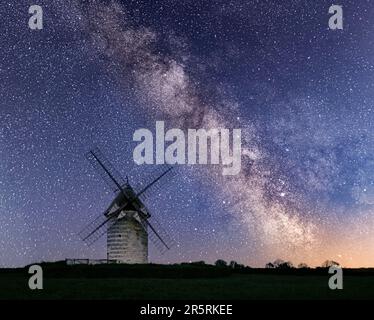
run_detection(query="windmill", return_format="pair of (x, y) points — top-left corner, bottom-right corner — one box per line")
(79, 147), (175, 264)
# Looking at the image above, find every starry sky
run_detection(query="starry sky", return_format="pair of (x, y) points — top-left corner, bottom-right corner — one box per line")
(1, 0), (373, 268)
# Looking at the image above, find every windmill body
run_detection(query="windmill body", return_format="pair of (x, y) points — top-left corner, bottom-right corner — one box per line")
(106, 188), (148, 263)
(107, 211), (148, 263)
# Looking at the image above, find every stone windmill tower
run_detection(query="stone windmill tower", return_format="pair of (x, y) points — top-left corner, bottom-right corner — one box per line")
(79, 148), (174, 264)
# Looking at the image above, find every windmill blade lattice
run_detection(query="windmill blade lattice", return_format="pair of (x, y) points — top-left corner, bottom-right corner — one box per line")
(132, 164), (177, 201)
(86, 148), (127, 193)
(78, 212), (116, 246)
(147, 213), (175, 254)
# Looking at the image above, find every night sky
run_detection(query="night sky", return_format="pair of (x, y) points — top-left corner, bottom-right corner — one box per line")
(1, 0), (373, 268)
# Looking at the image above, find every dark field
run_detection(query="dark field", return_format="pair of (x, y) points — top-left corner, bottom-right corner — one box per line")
(1, 263), (373, 300)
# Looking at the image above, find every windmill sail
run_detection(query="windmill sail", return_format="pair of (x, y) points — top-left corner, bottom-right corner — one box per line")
(86, 147), (127, 193)
(139, 210), (175, 253)
(131, 164), (176, 201)
(78, 211), (117, 246)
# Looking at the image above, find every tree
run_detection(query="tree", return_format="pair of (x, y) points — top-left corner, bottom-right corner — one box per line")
(298, 263), (309, 269)
(228, 261), (246, 269)
(269, 259), (294, 269)
(273, 259), (285, 268)
(277, 261), (294, 269)
(321, 260), (340, 268)
(215, 259), (227, 267)
(190, 261), (206, 265)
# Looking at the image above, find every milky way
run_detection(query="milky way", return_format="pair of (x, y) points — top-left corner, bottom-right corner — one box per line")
(1, 0), (373, 267)
(76, 0), (374, 266)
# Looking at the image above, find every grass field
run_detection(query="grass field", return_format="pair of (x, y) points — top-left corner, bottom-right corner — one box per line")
(1, 263), (373, 300)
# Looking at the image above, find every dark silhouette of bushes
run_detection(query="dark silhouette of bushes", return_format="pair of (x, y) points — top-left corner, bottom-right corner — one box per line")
(321, 260), (340, 268)
(265, 259), (293, 269)
(214, 259), (228, 267)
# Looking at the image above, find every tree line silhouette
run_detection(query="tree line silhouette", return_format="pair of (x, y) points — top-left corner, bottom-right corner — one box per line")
(201, 259), (342, 269)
